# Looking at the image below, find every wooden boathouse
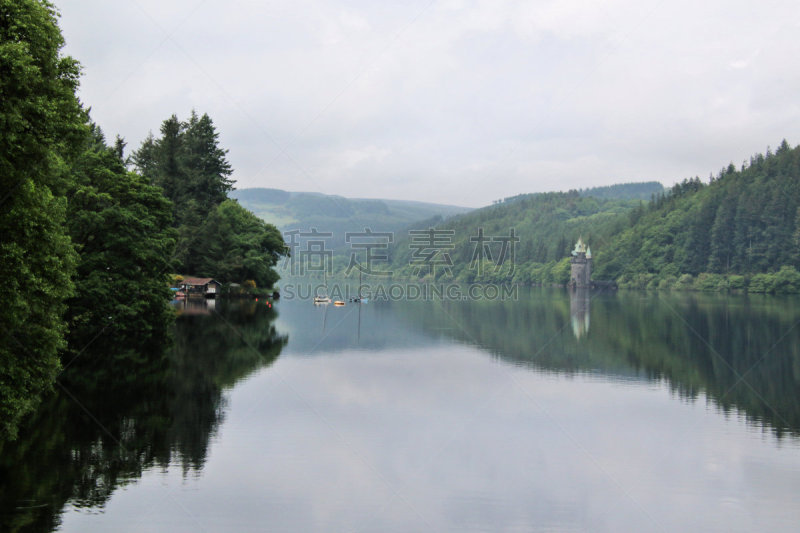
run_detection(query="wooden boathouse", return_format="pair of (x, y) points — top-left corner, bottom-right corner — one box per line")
(180, 277), (222, 298)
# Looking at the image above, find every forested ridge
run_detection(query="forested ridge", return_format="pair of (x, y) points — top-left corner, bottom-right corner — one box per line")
(383, 145), (800, 291)
(0, 0), (285, 438)
(387, 191), (638, 284)
(231, 187), (470, 260)
(595, 141), (800, 292)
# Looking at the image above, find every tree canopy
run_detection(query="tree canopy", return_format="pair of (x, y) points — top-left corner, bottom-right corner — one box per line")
(191, 199), (285, 288)
(0, 0), (86, 437)
(65, 125), (177, 349)
(132, 113), (284, 287)
(594, 141), (800, 291)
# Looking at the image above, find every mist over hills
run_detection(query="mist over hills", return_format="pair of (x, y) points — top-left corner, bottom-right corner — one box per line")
(230, 188), (471, 234)
(232, 182), (665, 235)
(232, 182), (665, 275)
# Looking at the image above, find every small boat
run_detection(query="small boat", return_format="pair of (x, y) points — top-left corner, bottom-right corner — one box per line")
(314, 271), (331, 304)
(333, 300), (346, 306)
(348, 272), (366, 303)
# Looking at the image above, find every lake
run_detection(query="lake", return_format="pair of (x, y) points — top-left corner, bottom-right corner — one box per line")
(2, 287), (800, 532)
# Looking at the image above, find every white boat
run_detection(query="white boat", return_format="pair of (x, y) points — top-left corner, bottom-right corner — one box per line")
(314, 271), (331, 304)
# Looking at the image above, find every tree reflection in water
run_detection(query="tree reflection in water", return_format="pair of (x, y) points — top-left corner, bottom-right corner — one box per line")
(394, 288), (800, 439)
(0, 299), (286, 533)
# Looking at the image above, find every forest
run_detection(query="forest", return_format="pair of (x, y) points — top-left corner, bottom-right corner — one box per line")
(385, 190), (643, 284)
(0, 0), (285, 438)
(379, 147), (800, 293)
(594, 142), (800, 292)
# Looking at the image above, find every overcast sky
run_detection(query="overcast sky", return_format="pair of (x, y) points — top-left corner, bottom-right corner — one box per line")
(57, 0), (800, 207)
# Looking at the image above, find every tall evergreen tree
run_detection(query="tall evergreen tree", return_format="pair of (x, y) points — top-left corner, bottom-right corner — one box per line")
(181, 110), (234, 213)
(154, 114), (184, 211)
(130, 132), (159, 183)
(131, 111), (283, 284)
(132, 112), (235, 272)
(133, 112), (232, 224)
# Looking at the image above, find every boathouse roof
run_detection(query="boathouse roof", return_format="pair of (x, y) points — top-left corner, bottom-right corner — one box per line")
(181, 277), (220, 286)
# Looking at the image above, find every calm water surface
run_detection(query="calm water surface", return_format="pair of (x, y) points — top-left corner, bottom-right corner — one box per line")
(2, 288), (800, 532)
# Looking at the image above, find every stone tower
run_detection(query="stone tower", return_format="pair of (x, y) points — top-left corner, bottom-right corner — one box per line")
(569, 237), (592, 288)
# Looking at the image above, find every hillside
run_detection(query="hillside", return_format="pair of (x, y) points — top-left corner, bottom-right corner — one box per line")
(242, 147), (800, 293)
(230, 188), (471, 256)
(595, 141), (800, 292)
(378, 142), (800, 292)
(387, 191), (640, 283)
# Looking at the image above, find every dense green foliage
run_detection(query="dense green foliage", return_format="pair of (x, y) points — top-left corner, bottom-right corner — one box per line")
(595, 141), (800, 292)
(578, 181), (665, 200)
(0, 0), (85, 437)
(132, 112), (233, 222)
(132, 117), (285, 287)
(191, 199), (285, 288)
(0, 0), (287, 436)
(65, 126), (177, 348)
(386, 191), (638, 284)
(132, 111), (234, 268)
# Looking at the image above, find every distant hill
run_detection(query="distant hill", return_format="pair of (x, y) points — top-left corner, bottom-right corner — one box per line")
(494, 181), (664, 206)
(230, 188), (471, 257)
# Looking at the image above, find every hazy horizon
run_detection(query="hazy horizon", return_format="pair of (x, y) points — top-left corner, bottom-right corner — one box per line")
(231, 180), (665, 209)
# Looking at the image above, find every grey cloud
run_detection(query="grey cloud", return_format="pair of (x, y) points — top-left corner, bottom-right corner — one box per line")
(58, 0), (800, 206)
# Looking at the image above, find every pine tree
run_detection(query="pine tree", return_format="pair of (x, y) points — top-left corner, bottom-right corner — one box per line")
(154, 114), (184, 213)
(181, 110), (233, 213)
(131, 111), (283, 280)
(130, 132), (159, 182)
(708, 193), (737, 273)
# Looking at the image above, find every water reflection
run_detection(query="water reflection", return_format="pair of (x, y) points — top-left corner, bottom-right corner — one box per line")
(570, 287), (591, 339)
(172, 296), (217, 315)
(276, 287), (800, 438)
(2, 289), (800, 532)
(0, 300), (286, 533)
(388, 288), (800, 438)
